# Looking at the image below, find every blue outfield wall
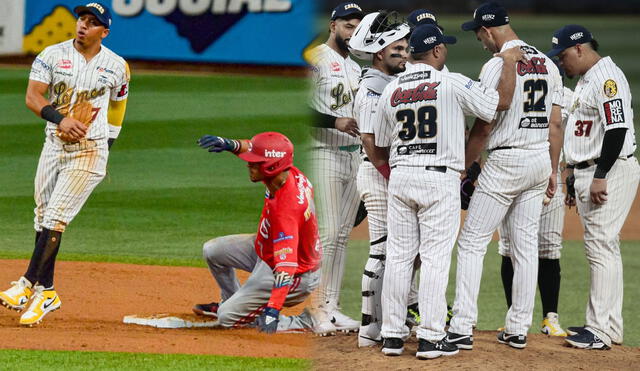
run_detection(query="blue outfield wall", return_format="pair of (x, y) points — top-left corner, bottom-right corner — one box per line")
(24, 0), (316, 66)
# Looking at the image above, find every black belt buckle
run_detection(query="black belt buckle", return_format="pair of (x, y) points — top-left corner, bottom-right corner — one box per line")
(425, 166), (447, 173)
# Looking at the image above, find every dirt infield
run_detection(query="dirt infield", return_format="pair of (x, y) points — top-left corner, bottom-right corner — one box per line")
(313, 332), (639, 370)
(351, 189), (640, 241)
(0, 260), (310, 358)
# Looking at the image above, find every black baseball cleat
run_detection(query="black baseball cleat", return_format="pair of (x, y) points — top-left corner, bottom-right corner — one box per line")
(565, 330), (611, 350)
(497, 331), (527, 349)
(381, 337), (404, 356)
(192, 302), (219, 318)
(566, 326), (586, 336)
(446, 331), (473, 350)
(416, 337), (459, 359)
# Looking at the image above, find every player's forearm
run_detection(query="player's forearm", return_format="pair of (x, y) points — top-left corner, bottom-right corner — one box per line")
(361, 134), (376, 159)
(548, 106), (563, 174)
(369, 145), (390, 179)
(312, 111), (338, 128)
(25, 84), (52, 118)
(268, 268), (297, 310)
(594, 128), (627, 179)
(465, 118), (492, 170)
(495, 60), (517, 111)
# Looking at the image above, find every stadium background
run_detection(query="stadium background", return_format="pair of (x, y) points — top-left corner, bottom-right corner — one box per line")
(0, 0), (637, 369)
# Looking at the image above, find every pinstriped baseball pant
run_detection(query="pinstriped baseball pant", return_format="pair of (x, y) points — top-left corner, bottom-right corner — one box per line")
(311, 147), (361, 310)
(574, 156), (639, 345)
(381, 167), (459, 342)
(34, 136), (108, 233)
(450, 148), (550, 336)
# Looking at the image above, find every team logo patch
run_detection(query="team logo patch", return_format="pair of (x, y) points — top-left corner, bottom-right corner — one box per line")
(604, 79), (618, 98)
(274, 247), (293, 261)
(603, 99), (625, 125)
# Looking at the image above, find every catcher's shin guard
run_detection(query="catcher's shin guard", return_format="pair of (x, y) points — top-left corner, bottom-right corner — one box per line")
(360, 237), (386, 329)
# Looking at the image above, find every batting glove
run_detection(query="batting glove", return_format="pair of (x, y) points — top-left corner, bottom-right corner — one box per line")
(257, 307), (280, 334)
(197, 135), (239, 153)
(460, 177), (475, 210)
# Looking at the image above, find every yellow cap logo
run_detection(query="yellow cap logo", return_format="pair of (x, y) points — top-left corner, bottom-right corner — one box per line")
(604, 79), (618, 98)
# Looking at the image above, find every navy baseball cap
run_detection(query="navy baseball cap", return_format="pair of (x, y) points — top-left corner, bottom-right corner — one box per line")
(74, 2), (112, 29)
(547, 25), (593, 57)
(408, 9), (438, 28)
(330, 2), (364, 21)
(410, 24), (457, 54)
(461, 1), (509, 31)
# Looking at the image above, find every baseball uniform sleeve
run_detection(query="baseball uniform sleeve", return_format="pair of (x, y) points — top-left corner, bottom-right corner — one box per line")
(110, 60), (130, 102)
(266, 209), (300, 311)
(478, 57), (503, 90)
(29, 47), (55, 85)
(596, 74), (632, 132)
(374, 90), (394, 147)
(451, 73), (500, 123)
(357, 89), (381, 135)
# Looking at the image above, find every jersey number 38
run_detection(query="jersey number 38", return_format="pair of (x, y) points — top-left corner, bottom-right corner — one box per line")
(396, 106), (438, 141)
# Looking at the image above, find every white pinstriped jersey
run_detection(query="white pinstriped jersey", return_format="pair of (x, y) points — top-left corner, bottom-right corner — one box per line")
(405, 61), (449, 73)
(563, 57), (636, 164)
(481, 40), (563, 151)
(374, 63), (499, 171)
(308, 44), (362, 147)
(354, 67), (394, 135)
(29, 39), (129, 141)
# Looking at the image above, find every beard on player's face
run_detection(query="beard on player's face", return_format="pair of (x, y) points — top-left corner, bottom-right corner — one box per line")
(335, 33), (350, 53)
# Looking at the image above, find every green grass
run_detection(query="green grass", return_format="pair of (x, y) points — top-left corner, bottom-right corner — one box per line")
(0, 69), (310, 266)
(0, 349), (308, 370)
(337, 240), (640, 347)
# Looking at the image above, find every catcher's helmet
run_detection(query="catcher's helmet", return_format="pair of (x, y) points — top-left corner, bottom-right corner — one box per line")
(238, 132), (294, 177)
(348, 11), (410, 61)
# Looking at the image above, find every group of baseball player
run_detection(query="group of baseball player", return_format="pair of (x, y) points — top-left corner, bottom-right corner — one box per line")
(0, 0), (637, 359)
(303, 0), (638, 360)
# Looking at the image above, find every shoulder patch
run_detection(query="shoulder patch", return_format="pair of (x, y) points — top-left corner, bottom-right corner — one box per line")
(604, 79), (617, 98)
(603, 99), (625, 125)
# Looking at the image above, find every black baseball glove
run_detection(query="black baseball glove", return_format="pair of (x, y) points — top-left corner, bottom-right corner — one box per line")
(461, 161), (481, 210)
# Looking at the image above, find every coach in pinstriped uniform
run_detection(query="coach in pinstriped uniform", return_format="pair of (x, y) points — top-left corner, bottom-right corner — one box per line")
(306, 2), (364, 333)
(372, 24), (524, 359)
(0, 3), (129, 326)
(546, 25), (639, 350)
(447, 1), (564, 350)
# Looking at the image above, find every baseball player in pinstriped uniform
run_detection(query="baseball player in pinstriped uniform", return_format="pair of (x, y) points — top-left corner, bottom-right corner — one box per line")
(347, 10), (411, 347)
(307, 2), (364, 333)
(193, 132), (322, 334)
(0, 3), (129, 327)
(372, 24), (524, 359)
(497, 82), (574, 338)
(546, 25), (639, 350)
(447, 2), (564, 350)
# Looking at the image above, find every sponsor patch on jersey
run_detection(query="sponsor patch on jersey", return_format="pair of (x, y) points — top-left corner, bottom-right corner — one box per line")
(274, 247), (293, 261)
(331, 62), (341, 72)
(117, 83), (128, 98)
(603, 99), (625, 125)
(517, 57), (548, 76)
(34, 58), (52, 72)
(273, 270), (293, 287)
(519, 116), (549, 129)
(57, 59), (72, 69)
(399, 71), (431, 84)
(397, 143), (437, 155)
(367, 90), (381, 97)
(390, 82), (440, 107)
(273, 232), (294, 244)
(604, 79), (618, 98)
(464, 80), (474, 89)
(97, 66), (116, 75)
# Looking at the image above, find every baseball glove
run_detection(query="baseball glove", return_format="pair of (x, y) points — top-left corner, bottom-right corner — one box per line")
(56, 101), (93, 142)
(461, 161), (481, 210)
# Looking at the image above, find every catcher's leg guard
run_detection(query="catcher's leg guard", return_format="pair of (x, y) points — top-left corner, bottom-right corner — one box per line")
(361, 236), (386, 327)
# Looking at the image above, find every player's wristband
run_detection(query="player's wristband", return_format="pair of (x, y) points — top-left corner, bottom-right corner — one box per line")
(40, 105), (65, 125)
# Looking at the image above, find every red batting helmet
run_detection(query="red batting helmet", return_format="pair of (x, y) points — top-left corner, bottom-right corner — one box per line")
(238, 132), (294, 177)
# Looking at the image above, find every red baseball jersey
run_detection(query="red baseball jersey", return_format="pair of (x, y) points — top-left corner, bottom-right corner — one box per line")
(254, 166), (321, 310)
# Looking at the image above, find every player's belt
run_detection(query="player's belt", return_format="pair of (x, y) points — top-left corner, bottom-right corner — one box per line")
(338, 145), (360, 152)
(62, 139), (97, 152)
(574, 154), (634, 170)
(391, 165), (447, 173)
(488, 146), (513, 151)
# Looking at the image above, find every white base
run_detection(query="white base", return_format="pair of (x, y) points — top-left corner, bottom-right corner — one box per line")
(123, 314), (218, 329)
